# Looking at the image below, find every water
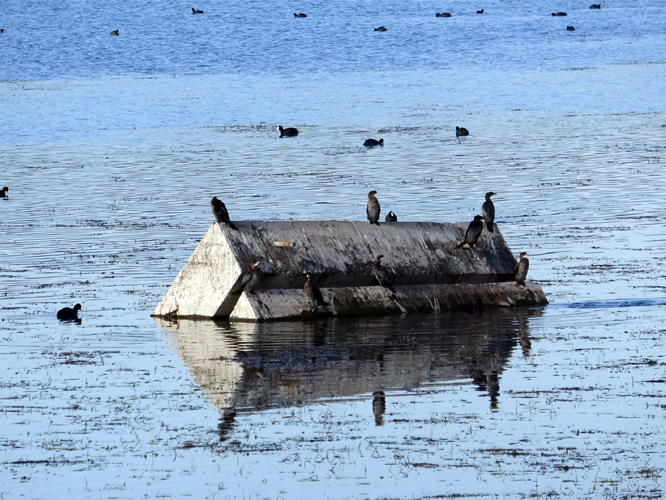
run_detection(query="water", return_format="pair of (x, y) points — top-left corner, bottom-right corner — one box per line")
(2, 0), (666, 498)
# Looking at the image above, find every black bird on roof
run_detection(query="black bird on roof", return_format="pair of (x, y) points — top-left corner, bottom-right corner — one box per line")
(515, 252), (530, 286)
(482, 192), (496, 233)
(372, 255), (397, 295)
(211, 197), (239, 230)
(277, 126), (299, 137)
(458, 215), (484, 248)
(367, 191), (381, 225)
(304, 273), (326, 312)
(57, 303), (82, 321)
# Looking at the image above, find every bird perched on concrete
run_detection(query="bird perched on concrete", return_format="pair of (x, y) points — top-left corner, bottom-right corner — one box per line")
(482, 192), (496, 233)
(456, 126), (469, 137)
(0, 187), (8, 198)
(364, 138), (384, 147)
(367, 191), (381, 225)
(110, 29), (119, 36)
(458, 215), (484, 248)
(57, 303), (81, 321)
(515, 252), (530, 286)
(304, 273), (326, 312)
(211, 197), (239, 230)
(385, 211), (397, 222)
(372, 255), (397, 294)
(192, 8), (204, 14)
(228, 261), (262, 295)
(277, 126), (299, 137)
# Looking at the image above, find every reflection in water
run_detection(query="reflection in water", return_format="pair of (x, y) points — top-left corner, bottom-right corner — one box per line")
(157, 308), (542, 437)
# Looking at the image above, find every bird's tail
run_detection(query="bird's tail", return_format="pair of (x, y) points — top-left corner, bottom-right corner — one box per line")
(228, 221), (239, 231)
(486, 221), (494, 233)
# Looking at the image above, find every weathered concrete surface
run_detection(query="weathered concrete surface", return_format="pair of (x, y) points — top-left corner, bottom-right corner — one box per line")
(153, 221), (547, 321)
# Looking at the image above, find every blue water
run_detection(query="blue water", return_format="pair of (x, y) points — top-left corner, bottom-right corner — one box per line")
(3, 1), (666, 499)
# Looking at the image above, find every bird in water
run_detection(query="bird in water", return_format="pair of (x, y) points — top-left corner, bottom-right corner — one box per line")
(211, 197), (239, 230)
(192, 8), (204, 14)
(566, 26), (575, 31)
(0, 187), (8, 198)
(374, 26), (387, 31)
(515, 252), (530, 286)
(482, 191), (496, 233)
(476, 9), (484, 14)
(385, 211), (397, 222)
(590, 4), (601, 9)
(110, 29), (119, 36)
(294, 13), (307, 17)
(277, 126), (299, 137)
(304, 273), (326, 312)
(372, 255), (397, 295)
(57, 303), (82, 321)
(436, 13), (452, 17)
(551, 12), (567, 16)
(456, 126), (469, 137)
(458, 215), (484, 248)
(364, 138), (383, 147)
(367, 190), (381, 225)
(0, 29), (7, 33)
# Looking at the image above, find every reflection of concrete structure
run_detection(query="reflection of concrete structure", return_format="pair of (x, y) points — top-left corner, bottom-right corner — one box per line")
(153, 221), (547, 321)
(157, 309), (542, 436)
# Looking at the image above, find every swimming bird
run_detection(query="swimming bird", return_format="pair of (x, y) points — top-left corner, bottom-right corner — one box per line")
(374, 26), (387, 31)
(211, 197), (239, 230)
(458, 215), (484, 248)
(515, 252), (529, 286)
(482, 192), (495, 233)
(192, 8), (204, 14)
(364, 138), (383, 147)
(294, 13), (307, 17)
(551, 12), (567, 16)
(385, 211), (397, 222)
(372, 255), (397, 294)
(589, 4), (601, 9)
(456, 126), (469, 137)
(476, 9), (484, 14)
(436, 13), (452, 17)
(566, 26), (575, 31)
(0, 187), (8, 198)
(57, 303), (82, 321)
(110, 29), (119, 36)
(367, 190), (381, 225)
(277, 126), (299, 137)
(304, 273), (326, 312)
(0, 29), (6, 33)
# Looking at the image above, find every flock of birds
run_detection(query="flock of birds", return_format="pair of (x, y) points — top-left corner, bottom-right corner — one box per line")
(0, 4), (606, 37)
(209, 185), (530, 315)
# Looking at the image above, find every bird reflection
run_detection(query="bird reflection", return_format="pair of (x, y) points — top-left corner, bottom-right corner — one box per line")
(217, 409), (236, 441)
(372, 391), (386, 426)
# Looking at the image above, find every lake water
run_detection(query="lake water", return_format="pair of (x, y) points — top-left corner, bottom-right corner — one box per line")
(2, 0), (666, 498)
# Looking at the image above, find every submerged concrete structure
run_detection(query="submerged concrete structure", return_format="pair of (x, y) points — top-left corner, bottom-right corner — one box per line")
(152, 221), (547, 321)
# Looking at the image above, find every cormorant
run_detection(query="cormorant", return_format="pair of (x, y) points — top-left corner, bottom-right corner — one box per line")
(364, 138), (384, 147)
(57, 303), (81, 321)
(458, 215), (484, 248)
(482, 191), (495, 233)
(590, 4), (601, 9)
(436, 13), (452, 17)
(277, 126), (299, 137)
(552, 12), (567, 16)
(228, 261), (262, 294)
(477, 9), (484, 14)
(385, 211), (397, 222)
(211, 197), (239, 230)
(367, 190), (380, 225)
(515, 252), (529, 286)
(294, 13), (307, 17)
(110, 30), (119, 36)
(192, 8), (204, 14)
(374, 26), (387, 31)
(567, 26), (575, 31)
(0, 187), (8, 198)
(372, 255), (397, 294)
(456, 126), (469, 137)
(304, 273), (326, 312)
